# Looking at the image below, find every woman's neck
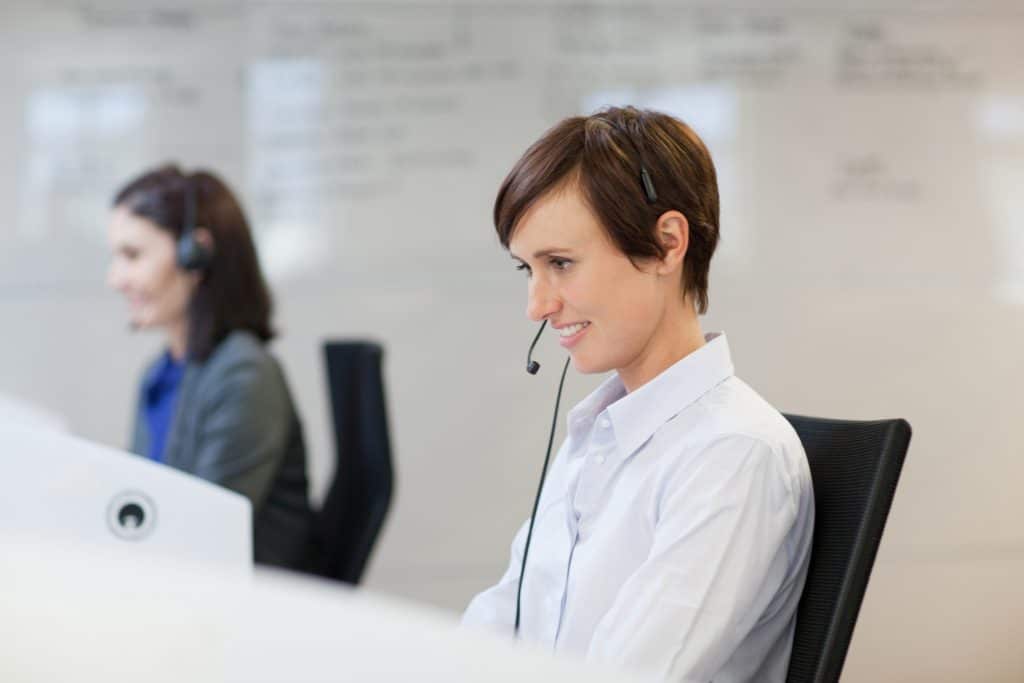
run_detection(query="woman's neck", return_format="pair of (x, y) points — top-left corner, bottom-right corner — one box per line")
(618, 298), (705, 394)
(166, 319), (189, 361)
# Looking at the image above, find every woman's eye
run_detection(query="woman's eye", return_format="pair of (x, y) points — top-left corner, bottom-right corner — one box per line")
(514, 262), (531, 276)
(551, 257), (572, 271)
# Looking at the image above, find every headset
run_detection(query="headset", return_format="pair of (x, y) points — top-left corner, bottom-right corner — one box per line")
(176, 175), (214, 272)
(609, 118), (659, 205)
(513, 117), (658, 636)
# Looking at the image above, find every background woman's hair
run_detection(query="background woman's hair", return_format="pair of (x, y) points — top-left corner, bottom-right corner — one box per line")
(113, 163), (275, 361)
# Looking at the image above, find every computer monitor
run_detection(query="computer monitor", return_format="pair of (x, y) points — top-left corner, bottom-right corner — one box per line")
(0, 425), (251, 572)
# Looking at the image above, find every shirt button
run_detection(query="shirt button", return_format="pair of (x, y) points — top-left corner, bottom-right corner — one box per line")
(599, 417), (610, 430)
(595, 454), (606, 464)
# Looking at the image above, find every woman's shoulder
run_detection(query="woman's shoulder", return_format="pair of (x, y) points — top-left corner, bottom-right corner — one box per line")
(190, 331), (298, 415)
(200, 330), (283, 382)
(212, 329), (268, 358)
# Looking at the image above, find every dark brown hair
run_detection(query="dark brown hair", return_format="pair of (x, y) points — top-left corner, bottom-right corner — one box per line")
(494, 106), (720, 313)
(113, 163), (274, 361)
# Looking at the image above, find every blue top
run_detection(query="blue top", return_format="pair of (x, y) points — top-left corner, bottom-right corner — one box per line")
(142, 351), (187, 463)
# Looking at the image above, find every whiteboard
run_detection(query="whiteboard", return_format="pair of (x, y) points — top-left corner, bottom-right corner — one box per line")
(1, 3), (1022, 680)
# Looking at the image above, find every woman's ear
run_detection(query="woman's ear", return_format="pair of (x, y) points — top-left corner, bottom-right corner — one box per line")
(654, 210), (689, 276)
(192, 227), (215, 253)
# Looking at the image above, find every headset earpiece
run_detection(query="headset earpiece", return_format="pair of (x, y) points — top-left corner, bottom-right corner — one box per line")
(176, 176), (214, 272)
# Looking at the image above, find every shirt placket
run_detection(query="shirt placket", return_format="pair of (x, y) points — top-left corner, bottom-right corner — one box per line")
(554, 414), (617, 648)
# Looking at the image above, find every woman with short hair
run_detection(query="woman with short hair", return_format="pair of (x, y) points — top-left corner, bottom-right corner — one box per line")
(463, 107), (814, 683)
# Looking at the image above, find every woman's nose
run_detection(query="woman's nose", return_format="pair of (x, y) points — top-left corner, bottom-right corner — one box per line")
(526, 277), (560, 322)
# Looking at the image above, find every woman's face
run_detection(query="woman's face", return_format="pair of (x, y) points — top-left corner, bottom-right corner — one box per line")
(509, 185), (677, 385)
(106, 206), (197, 332)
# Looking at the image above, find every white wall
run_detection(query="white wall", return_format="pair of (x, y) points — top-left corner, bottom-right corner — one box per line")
(2, 2), (1023, 680)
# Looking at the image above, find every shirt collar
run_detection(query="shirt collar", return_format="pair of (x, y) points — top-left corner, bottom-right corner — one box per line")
(566, 332), (736, 459)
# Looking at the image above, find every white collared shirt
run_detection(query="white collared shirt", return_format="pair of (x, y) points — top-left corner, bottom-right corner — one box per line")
(463, 333), (814, 683)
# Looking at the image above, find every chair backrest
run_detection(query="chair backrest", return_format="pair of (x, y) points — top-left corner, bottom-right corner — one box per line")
(308, 341), (394, 584)
(784, 415), (911, 683)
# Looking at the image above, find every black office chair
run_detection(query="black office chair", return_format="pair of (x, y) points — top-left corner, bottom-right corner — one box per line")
(305, 341), (395, 585)
(784, 415), (911, 683)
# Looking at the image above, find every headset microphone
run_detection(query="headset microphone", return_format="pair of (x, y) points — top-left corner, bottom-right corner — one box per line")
(515, 319), (570, 637)
(525, 320), (546, 375)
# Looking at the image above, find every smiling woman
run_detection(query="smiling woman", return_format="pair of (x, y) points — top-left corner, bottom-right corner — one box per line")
(507, 186), (702, 390)
(106, 164), (311, 569)
(107, 205), (203, 357)
(462, 107), (815, 683)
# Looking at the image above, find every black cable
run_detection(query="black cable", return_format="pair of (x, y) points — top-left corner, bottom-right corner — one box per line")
(514, 355), (571, 636)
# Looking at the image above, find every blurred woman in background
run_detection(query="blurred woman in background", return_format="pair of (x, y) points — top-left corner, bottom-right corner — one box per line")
(107, 164), (310, 568)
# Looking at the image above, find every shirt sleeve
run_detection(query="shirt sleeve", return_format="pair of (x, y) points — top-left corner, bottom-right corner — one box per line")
(586, 434), (801, 682)
(461, 519), (530, 635)
(191, 358), (292, 511)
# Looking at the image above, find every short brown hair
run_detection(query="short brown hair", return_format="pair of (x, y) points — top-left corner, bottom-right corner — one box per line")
(494, 106), (720, 313)
(113, 164), (275, 361)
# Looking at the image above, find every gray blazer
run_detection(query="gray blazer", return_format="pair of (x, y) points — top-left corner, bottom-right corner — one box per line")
(131, 330), (311, 568)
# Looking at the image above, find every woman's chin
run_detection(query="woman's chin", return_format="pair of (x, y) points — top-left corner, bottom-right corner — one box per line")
(569, 353), (610, 375)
